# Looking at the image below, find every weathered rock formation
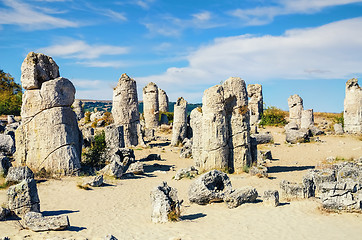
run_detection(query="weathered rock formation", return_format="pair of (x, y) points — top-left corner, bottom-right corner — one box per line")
(344, 78), (362, 133)
(301, 109), (314, 129)
(288, 94), (304, 127)
(158, 88), (169, 113)
(0, 134), (15, 155)
(150, 182), (180, 223)
(112, 74), (144, 147)
(247, 84), (263, 126)
(72, 99), (84, 120)
(7, 179), (40, 215)
(190, 77), (252, 173)
(143, 82), (159, 130)
(188, 170), (232, 205)
(223, 187), (258, 208)
(5, 166), (34, 183)
(14, 52), (81, 175)
(263, 190), (280, 207)
(171, 97), (188, 146)
(23, 211), (69, 232)
(105, 124), (125, 153)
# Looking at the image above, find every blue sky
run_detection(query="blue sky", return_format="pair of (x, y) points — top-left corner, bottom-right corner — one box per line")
(1, 0), (362, 112)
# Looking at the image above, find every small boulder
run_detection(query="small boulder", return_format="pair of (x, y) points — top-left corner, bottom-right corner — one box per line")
(126, 162), (144, 175)
(0, 134), (15, 155)
(87, 175), (104, 187)
(23, 211), (69, 232)
(249, 166), (268, 178)
(280, 180), (305, 198)
(285, 129), (310, 144)
(223, 187), (258, 208)
(5, 166), (34, 183)
(150, 182), (181, 223)
(251, 133), (274, 144)
(188, 170), (232, 205)
(263, 190), (279, 207)
(7, 179), (40, 215)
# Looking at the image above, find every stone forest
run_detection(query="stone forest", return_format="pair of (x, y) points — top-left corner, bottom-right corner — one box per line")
(0, 52), (361, 239)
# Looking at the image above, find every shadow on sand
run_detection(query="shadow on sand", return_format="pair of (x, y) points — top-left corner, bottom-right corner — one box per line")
(267, 165), (314, 173)
(180, 213), (207, 221)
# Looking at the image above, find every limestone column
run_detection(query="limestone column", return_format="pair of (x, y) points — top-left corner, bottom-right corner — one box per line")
(288, 94), (303, 127)
(143, 82), (159, 130)
(301, 109), (314, 129)
(171, 97), (187, 146)
(112, 73), (143, 147)
(247, 84), (263, 126)
(158, 88), (169, 112)
(344, 78), (362, 133)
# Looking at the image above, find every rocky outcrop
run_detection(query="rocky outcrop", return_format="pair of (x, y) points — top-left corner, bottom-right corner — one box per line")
(126, 162), (144, 175)
(100, 148), (135, 178)
(171, 97), (188, 146)
(105, 125), (125, 153)
(334, 123), (344, 135)
(188, 170), (232, 205)
(344, 78), (361, 133)
(112, 74), (144, 147)
(263, 190), (279, 207)
(72, 99), (84, 120)
(0, 134), (15, 155)
(5, 166), (34, 183)
(20, 52), (59, 90)
(247, 84), (263, 126)
(180, 138), (192, 158)
(190, 77), (252, 173)
(23, 211), (69, 232)
(86, 175), (104, 187)
(223, 187), (258, 208)
(158, 88), (169, 113)
(143, 82), (159, 130)
(14, 52), (81, 175)
(301, 109), (314, 129)
(150, 182), (181, 223)
(288, 94), (303, 127)
(285, 129), (310, 144)
(7, 179), (40, 215)
(251, 133), (273, 144)
(0, 154), (11, 177)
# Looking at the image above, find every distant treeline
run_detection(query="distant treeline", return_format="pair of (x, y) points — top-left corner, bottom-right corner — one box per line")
(83, 101), (202, 114)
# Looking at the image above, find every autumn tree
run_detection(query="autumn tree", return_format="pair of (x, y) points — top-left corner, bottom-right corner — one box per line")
(0, 69), (22, 116)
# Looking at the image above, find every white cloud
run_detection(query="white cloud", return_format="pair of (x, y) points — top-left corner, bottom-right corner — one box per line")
(192, 11), (212, 21)
(230, 0), (362, 26)
(137, 17), (362, 102)
(0, 0), (79, 30)
(72, 79), (114, 100)
(37, 39), (129, 60)
(76, 60), (126, 68)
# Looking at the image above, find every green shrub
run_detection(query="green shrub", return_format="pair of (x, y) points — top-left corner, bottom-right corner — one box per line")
(333, 112), (344, 126)
(82, 131), (107, 169)
(259, 106), (287, 127)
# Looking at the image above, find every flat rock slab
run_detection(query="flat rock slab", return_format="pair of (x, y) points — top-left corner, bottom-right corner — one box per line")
(24, 212), (69, 232)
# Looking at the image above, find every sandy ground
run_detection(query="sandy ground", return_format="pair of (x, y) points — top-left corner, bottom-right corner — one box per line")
(1, 126), (362, 240)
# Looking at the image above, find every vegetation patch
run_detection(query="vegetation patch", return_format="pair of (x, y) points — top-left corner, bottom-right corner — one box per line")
(82, 131), (107, 169)
(259, 106), (287, 127)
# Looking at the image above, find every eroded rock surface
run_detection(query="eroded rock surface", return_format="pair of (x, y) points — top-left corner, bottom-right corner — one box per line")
(151, 182), (180, 223)
(171, 97), (188, 146)
(344, 78), (361, 133)
(247, 84), (263, 126)
(143, 82), (159, 130)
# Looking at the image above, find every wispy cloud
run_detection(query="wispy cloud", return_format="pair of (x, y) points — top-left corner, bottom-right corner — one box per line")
(0, 0), (79, 30)
(137, 17), (362, 102)
(144, 10), (222, 37)
(72, 78), (114, 100)
(230, 0), (362, 26)
(76, 60), (127, 68)
(37, 39), (129, 59)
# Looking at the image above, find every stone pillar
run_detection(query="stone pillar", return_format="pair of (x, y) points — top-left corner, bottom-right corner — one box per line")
(247, 84), (263, 126)
(190, 108), (203, 168)
(288, 94), (303, 127)
(158, 88), (169, 113)
(171, 97), (187, 146)
(194, 77), (252, 173)
(112, 73), (143, 147)
(14, 52), (81, 175)
(72, 99), (84, 120)
(344, 78), (362, 133)
(301, 109), (314, 129)
(143, 82), (159, 130)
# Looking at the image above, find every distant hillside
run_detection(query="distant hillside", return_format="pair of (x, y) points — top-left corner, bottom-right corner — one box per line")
(81, 100), (201, 114)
